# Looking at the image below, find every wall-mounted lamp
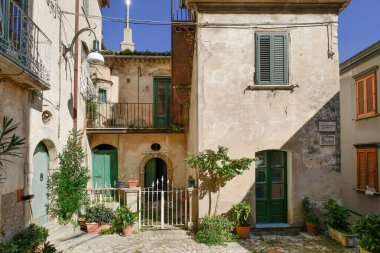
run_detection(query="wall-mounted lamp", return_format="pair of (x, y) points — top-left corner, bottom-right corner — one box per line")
(62, 27), (104, 65)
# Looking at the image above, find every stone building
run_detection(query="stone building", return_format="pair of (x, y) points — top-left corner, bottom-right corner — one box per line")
(340, 41), (380, 215)
(0, 0), (108, 240)
(184, 0), (350, 226)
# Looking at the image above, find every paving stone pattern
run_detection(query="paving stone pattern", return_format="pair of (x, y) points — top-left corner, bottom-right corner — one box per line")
(47, 223), (359, 253)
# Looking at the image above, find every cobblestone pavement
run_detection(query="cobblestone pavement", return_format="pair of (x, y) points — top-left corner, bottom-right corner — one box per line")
(47, 223), (359, 253)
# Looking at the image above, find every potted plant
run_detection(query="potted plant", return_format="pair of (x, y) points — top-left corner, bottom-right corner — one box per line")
(114, 206), (139, 236)
(322, 199), (356, 247)
(116, 172), (127, 188)
(229, 202), (252, 239)
(301, 197), (320, 235)
(353, 214), (380, 253)
(85, 205), (115, 234)
(128, 174), (138, 188)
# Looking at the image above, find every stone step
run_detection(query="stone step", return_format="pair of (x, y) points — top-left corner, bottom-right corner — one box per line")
(252, 225), (302, 236)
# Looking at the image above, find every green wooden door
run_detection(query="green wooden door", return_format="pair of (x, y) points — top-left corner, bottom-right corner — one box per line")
(145, 159), (157, 188)
(256, 151), (287, 223)
(32, 142), (49, 225)
(153, 78), (170, 128)
(92, 150), (118, 188)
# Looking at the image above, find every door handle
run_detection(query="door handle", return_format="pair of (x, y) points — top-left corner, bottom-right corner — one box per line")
(40, 173), (44, 182)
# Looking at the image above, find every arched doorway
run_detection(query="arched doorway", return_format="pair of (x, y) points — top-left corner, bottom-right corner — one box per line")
(92, 144), (118, 188)
(32, 142), (49, 225)
(144, 158), (167, 190)
(256, 150), (287, 224)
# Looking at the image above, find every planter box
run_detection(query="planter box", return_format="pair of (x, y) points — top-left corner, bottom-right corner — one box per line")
(359, 246), (372, 253)
(327, 226), (356, 247)
(86, 223), (112, 234)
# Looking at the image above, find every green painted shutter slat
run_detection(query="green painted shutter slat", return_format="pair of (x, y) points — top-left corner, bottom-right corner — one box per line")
(256, 32), (288, 85)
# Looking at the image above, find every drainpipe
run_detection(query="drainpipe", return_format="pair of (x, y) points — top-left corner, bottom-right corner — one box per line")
(73, 0), (80, 130)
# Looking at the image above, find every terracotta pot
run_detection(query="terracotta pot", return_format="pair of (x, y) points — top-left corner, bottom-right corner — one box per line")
(236, 225), (251, 239)
(306, 223), (319, 236)
(86, 223), (112, 234)
(122, 226), (134, 236)
(128, 180), (138, 188)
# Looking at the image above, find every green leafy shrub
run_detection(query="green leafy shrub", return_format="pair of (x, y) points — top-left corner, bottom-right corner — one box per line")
(114, 206), (139, 228)
(48, 130), (90, 225)
(322, 199), (351, 232)
(302, 197), (319, 225)
(85, 205), (115, 224)
(353, 214), (380, 252)
(196, 215), (235, 245)
(229, 202), (252, 227)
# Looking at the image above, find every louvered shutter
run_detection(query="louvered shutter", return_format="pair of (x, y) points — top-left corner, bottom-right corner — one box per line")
(357, 150), (367, 190)
(273, 34), (288, 84)
(365, 73), (377, 116)
(357, 80), (366, 118)
(256, 33), (288, 85)
(367, 149), (378, 190)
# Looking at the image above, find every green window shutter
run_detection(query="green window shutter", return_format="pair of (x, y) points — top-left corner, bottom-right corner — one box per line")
(98, 89), (107, 103)
(256, 32), (288, 85)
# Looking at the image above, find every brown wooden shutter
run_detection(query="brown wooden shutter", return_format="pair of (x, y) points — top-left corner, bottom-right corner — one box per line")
(366, 73), (377, 116)
(367, 149), (378, 190)
(357, 80), (366, 118)
(357, 150), (367, 190)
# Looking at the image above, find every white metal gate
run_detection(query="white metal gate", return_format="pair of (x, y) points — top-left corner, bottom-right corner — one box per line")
(140, 178), (187, 229)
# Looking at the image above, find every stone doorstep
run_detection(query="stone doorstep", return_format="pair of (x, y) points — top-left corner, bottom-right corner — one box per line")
(252, 225), (302, 236)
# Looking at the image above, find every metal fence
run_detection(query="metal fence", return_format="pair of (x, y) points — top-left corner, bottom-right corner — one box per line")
(0, 0), (51, 84)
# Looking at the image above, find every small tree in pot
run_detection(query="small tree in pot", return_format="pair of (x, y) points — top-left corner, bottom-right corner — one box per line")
(114, 206), (139, 236)
(229, 202), (252, 239)
(301, 197), (320, 235)
(85, 205), (115, 234)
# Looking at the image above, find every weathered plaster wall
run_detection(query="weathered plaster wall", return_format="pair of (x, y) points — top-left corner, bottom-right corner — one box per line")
(89, 133), (188, 188)
(340, 53), (380, 215)
(192, 13), (341, 226)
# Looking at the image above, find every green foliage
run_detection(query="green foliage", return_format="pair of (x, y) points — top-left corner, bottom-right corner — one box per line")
(48, 130), (90, 225)
(170, 123), (183, 132)
(41, 242), (62, 253)
(196, 215), (235, 245)
(0, 224), (50, 253)
(302, 197), (319, 225)
(229, 202), (252, 227)
(114, 206), (139, 228)
(322, 199), (351, 232)
(100, 227), (118, 235)
(86, 99), (98, 126)
(185, 146), (255, 214)
(85, 205), (115, 224)
(353, 214), (380, 252)
(0, 116), (26, 171)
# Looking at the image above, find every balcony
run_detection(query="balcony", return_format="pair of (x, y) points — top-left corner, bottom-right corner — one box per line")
(86, 102), (185, 133)
(171, 0), (196, 22)
(0, 0), (51, 89)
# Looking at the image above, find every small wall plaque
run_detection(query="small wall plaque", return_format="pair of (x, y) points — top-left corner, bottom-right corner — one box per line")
(319, 122), (336, 132)
(320, 135), (336, 146)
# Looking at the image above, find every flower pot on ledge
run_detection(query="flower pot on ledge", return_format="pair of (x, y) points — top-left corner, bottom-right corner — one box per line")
(327, 226), (356, 247)
(128, 180), (138, 188)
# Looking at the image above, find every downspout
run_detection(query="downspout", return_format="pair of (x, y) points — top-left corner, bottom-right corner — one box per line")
(73, 0), (80, 130)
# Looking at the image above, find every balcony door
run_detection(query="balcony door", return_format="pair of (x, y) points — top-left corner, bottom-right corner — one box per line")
(153, 78), (170, 128)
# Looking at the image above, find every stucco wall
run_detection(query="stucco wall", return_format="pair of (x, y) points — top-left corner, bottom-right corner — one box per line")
(192, 13), (342, 226)
(340, 53), (380, 215)
(88, 133), (188, 188)
(0, 0), (104, 239)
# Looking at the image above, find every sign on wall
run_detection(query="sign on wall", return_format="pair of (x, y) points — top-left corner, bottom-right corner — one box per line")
(318, 122), (337, 132)
(320, 135), (336, 146)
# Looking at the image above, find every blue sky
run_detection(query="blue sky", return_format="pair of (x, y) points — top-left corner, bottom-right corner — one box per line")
(102, 0), (380, 62)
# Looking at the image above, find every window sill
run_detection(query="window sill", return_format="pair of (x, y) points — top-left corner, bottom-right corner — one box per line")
(355, 114), (380, 121)
(355, 188), (380, 195)
(245, 84), (299, 92)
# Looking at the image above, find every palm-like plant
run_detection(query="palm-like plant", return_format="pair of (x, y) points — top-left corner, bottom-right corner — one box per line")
(0, 116), (26, 178)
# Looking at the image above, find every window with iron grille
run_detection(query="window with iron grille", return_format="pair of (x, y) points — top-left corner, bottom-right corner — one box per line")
(255, 32), (288, 85)
(98, 89), (107, 103)
(356, 72), (377, 119)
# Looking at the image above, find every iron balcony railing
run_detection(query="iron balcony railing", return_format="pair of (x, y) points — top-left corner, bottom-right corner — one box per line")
(87, 102), (184, 130)
(0, 0), (51, 85)
(171, 0), (195, 22)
